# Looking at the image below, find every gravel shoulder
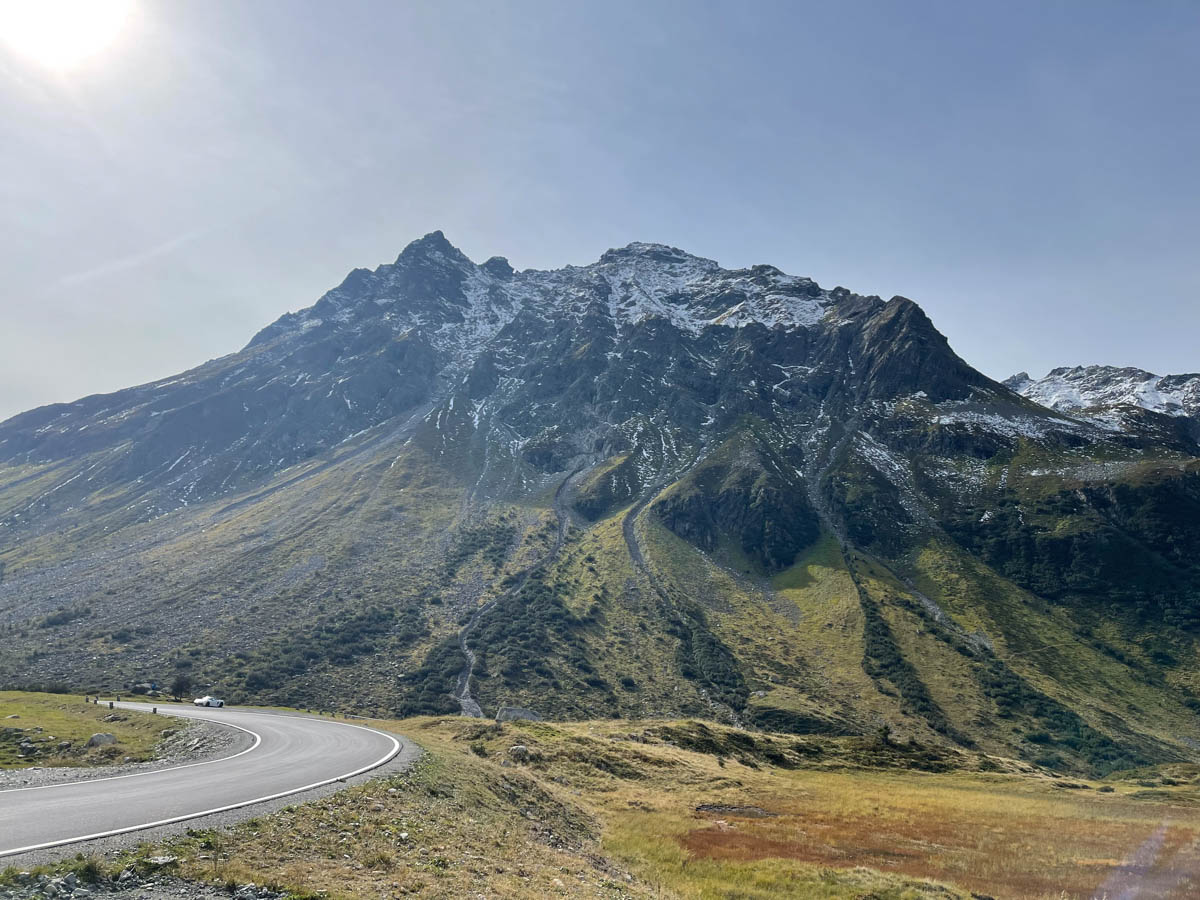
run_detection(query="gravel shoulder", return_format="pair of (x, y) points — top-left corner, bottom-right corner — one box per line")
(0, 719), (252, 791)
(1, 868), (282, 900)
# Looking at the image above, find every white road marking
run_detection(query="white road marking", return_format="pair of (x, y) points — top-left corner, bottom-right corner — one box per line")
(0, 708), (403, 858)
(0, 718), (263, 794)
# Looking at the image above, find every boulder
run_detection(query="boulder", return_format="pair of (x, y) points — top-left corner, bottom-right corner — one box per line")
(86, 732), (117, 747)
(496, 706), (543, 723)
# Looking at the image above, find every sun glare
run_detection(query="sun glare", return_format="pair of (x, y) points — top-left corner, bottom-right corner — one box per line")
(0, 0), (134, 71)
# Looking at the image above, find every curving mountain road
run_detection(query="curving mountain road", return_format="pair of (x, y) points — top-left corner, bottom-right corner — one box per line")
(0, 702), (411, 859)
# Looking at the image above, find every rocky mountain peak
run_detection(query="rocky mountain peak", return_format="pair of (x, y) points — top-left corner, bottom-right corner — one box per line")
(481, 256), (514, 278)
(394, 229), (470, 265)
(598, 241), (712, 266)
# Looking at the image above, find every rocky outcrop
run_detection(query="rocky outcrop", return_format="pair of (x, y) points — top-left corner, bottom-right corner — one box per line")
(495, 706), (543, 723)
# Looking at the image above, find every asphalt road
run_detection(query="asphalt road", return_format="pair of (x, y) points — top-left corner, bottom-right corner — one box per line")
(0, 702), (406, 858)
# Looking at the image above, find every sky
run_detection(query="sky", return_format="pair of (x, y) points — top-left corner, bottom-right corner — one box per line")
(1, 0), (1198, 421)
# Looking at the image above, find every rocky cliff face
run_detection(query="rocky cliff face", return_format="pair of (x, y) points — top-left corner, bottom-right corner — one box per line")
(2, 233), (1199, 776)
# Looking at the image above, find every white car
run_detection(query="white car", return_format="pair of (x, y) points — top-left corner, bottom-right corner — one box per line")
(192, 695), (225, 708)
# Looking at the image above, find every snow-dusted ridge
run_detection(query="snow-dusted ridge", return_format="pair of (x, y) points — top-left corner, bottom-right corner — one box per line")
(1006, 366), (1200, 420)
(272, 233), (840, 358)
(15, 229), (1179, 536)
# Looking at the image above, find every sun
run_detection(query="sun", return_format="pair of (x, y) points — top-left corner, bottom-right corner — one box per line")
(0, 0), (134, 71)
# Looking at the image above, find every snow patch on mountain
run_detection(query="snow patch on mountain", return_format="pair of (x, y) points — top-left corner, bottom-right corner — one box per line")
(583, 245), (830, 333)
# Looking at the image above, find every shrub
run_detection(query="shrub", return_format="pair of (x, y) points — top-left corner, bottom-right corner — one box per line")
(170, 674), (194, 699)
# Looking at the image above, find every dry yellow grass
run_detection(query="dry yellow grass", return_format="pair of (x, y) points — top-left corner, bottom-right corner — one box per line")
(405, 718), (1200, 899)
(87, 714), (1200, 899)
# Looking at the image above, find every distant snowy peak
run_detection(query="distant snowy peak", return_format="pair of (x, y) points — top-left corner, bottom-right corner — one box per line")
(259, 233), (846, 355)
(1006, 366), (1200, 419)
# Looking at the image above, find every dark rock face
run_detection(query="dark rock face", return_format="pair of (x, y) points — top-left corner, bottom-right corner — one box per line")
(853, 297), (991, 403)
(946, 467), (1200, 629)
(653, 442), (820, 572)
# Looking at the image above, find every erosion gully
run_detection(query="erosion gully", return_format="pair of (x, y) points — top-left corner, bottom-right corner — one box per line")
(452, 462), (586, 717)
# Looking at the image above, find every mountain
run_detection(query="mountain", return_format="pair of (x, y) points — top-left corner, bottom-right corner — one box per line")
(1006, 366), (1200, 430)
(2, 233), (1199, 775)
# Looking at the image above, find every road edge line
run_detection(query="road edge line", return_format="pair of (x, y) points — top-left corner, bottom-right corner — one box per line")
(0, 713), (263, 795)
(0, 718), (404, 858)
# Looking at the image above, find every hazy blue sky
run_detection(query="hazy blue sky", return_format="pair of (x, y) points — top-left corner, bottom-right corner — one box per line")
(2, 0), (1197, 420)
